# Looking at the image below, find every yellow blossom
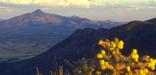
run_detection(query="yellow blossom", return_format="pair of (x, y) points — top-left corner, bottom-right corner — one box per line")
(154, 59), (156, 63)
(111, 41), (116, 48)
(148, 58), (156, 70)
(117, 40), (124, 49)
(126, 66), (131, 72)
(99, 60), (105, 65)
(143, 69), (148, 74)
(137, 62), (142, 66)
(98, 40), (104, 46)
(140, 70), (144, 75)
(131, 49), (139, 62)
(100, 65), (106, 70)
(97, 53), (103, 59)
(96, 38), (156, 75)
(101, 50), (106, 55)
(132, 54), (139, 62)
(132, 49), (137, 54)
(109, 41), (116, 51)
(139, 69), (148, 75)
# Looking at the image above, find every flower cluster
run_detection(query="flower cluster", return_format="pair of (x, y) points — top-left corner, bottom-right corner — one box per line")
(97, 50), (106, 59)
(147, 58), (156, 70)
(99, 59), (114, 70)
(96, 38), (156, 75)
(138, 69), (148, 75)
(98, 38), (124, 51)
(131, 49), (139, 62)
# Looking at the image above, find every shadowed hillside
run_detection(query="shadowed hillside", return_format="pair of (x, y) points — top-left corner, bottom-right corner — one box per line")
(0, 17), (156, 75)
(0, 9), (122, 61)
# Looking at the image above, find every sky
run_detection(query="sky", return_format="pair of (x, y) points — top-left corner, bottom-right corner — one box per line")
(0, 0), (156, 21)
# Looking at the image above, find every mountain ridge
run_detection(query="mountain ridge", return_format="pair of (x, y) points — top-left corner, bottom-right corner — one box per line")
(0, 17), (156, 75)
(0, 9), (123, 61)
(0, 9), (123, 28)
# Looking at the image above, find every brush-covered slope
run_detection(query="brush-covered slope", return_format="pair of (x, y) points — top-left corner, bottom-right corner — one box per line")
(0, 18), (156, 75)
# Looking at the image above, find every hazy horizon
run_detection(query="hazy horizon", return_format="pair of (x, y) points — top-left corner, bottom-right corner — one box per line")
(0, 0), (156, 21)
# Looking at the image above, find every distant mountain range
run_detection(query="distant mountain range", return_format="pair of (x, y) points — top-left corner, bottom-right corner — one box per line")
(0, 16), (156, 75)
(0, 9), (123, 61)
(0, 9), (122, 29)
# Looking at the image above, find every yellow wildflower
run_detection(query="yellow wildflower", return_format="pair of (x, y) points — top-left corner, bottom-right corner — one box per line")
(109, 47), (115, 51)
(100, 65), (106, 70)
(132, 49), (137, 54)
(98, 40), (104, 45)
(101, 50), (106, 55)
(109, 41), (116, 51)
(131, 49), (139, 62)
(98, 40), (111, 48)
(148, 58), (156, 70)
(154, 59), (156, 63)
(132, 54), (139, 62)
(105, 62), (109, 66)
(137, 62), (142, 66)
(97, 53), (103, 59)
(143, 69), (148, 74)
(96, 38), (156, 75)
(139, 70), (145, 75)
(139, 69), (148, 75)
(111, 41), (116, 48)
(117, 40), (124, 49)
(99, 60), (105, 65)
(126, 66), (131, 72)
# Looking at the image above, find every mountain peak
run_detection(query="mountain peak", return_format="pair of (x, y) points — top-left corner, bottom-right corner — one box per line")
(32, 9), (45, 15)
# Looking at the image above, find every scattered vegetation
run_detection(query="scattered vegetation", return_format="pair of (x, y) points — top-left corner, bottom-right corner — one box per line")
(36, 38), (156, 75)
(95, 38), (156, 75)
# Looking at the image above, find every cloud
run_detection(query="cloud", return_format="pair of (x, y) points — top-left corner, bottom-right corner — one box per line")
(0, 6), (14, 13)
(0, 6), (8, 9)
(0, 0), (156, 9)
(0, 0), (95, 8)
(0, 0), (129, 8)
